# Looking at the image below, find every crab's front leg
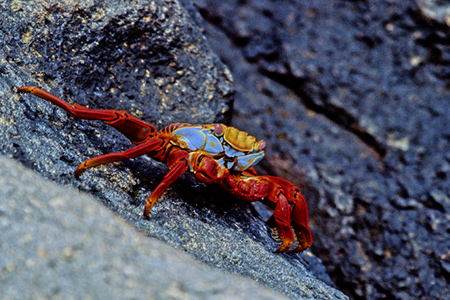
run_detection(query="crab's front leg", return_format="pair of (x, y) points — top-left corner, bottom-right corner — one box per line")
(221, 173), (312, 253)
(266, 189), (295, 252)
(264, 176), (312, 253)
(221, 174), (294, 252)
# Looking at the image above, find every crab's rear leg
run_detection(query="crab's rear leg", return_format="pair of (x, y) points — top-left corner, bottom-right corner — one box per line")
(17, 86), (156, 143)
(74, 138), (165, 178)
(74, 140), (189, 218)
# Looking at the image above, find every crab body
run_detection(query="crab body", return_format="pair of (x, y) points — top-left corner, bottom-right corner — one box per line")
(17, 86), (312, 253)
(171, 124), (265, 173)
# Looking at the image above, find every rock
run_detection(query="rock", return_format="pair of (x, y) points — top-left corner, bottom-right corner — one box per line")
(192, 0), (450, 299)
(416, 0), (450, 26)
(0, 0), (346, 299)
(0, 155), (287, 300)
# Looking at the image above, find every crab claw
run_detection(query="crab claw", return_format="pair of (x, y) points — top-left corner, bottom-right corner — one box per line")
(221, 172), (312, 253)
(263, 176), (312, 253)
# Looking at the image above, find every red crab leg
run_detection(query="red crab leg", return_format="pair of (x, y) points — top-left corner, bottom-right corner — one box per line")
(221, 174), (300, 252)
(17, 86), (156, 143)
(143, 149), (190, 217)
(267, 189), (295, 253)
(289, 193), (312, 253)
(74, 138), (165, 178)
(18, 86), (119, 120)
(263, 176), (312, 252)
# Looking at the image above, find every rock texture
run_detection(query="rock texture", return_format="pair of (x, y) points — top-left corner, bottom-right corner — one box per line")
(191, 0), (450, 299)
(0, 0), (346, 299)
(0, 155), (288, 300)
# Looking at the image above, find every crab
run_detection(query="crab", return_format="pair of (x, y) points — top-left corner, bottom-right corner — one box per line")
(16, 86), (312, 253)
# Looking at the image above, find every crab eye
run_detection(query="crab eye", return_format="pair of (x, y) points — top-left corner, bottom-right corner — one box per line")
(214, 124), (223, 135)
(260, 140), (266, 150)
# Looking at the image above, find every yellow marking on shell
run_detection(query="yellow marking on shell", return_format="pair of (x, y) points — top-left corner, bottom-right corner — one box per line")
(223, 126), (258, 152)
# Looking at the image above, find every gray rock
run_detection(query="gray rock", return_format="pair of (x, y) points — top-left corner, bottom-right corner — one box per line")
(0, 155), (287, 300)
(416, 0), (450, 25)
(0, 0), (346, 299)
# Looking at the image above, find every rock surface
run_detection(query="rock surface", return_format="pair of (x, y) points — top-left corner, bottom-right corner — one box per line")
(0, 0), (346, 299)
(191, 0), (450, 299)
(0, 155), (288, 300)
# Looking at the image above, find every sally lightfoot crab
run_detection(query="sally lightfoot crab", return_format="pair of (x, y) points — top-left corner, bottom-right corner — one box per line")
(17, 86), (312, 253)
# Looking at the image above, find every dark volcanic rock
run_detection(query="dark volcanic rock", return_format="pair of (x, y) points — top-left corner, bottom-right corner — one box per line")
(3, 0), (233, 126)
(191, 0), (450, 299)
(0, 0), (346, 299)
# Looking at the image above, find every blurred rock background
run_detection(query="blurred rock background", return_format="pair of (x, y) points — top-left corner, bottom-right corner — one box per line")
(1, 0), (345, 299)
(188, 0), (450, 299)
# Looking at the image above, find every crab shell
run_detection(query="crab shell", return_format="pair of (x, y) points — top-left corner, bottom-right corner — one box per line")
(172, 124), (266, 172)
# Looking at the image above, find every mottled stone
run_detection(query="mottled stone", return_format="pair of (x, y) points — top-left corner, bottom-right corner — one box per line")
(0, 156), (288, 300)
